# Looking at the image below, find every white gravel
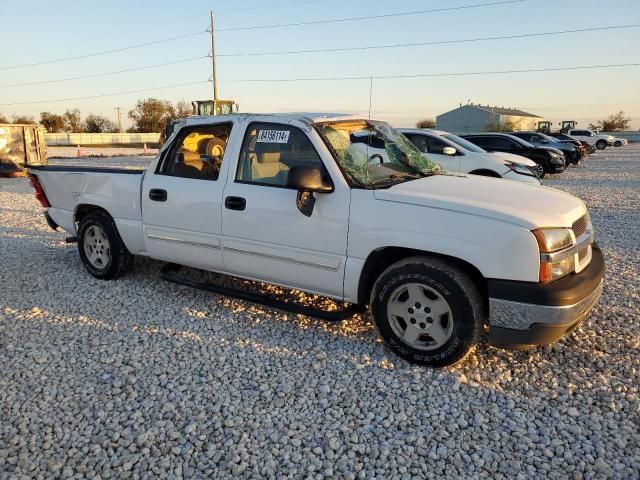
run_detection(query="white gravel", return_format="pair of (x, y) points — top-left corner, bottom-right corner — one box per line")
(1, 146), (638, 478)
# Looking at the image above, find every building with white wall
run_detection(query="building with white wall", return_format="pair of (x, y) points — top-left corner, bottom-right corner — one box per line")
(436, 104), (542, 133)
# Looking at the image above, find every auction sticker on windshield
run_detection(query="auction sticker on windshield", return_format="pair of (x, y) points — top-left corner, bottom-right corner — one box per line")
(257, 130), (290, 143)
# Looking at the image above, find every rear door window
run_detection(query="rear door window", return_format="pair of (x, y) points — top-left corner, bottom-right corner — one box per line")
(161, 124), (232, 180)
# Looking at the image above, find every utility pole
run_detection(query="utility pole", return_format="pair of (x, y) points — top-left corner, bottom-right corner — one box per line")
(210, 11), (218, 106)
(115, 107), (123, 133)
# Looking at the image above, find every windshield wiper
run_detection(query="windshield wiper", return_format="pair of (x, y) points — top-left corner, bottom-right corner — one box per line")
(366, 172), (425, 188)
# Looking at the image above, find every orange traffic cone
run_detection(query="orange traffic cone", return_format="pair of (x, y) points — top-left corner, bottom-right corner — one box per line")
(143, 143), (148, 155)
(76, 145), (81, 157)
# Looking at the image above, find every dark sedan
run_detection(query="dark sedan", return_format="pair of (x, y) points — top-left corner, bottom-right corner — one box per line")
(549, 132), (595, 156)
(510, 131), (581, 165)
(461, 133), (565, 177)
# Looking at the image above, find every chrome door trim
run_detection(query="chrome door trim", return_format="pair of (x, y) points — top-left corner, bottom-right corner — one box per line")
(224, 246), (340, 271)
(146, 234), (220, 250)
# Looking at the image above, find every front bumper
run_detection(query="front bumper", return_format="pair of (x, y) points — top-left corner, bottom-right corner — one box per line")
(487, 245), (605, 347)
(549, 161), (565, 174)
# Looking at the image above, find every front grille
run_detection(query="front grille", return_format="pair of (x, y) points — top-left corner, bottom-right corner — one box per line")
(572, 215), (588, 239)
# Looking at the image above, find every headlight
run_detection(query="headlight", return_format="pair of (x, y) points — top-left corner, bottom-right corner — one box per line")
(505, 162), (535, 177)
(532, 228), (574, 283)
(549, 152), (564, 165)
(533, 228), (573, 252)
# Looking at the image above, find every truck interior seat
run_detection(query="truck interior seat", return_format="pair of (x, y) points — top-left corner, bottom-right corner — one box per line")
(250, 143), (289, 183)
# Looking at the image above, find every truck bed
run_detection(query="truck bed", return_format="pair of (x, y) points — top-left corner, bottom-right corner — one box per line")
(28, 165), (145, 235)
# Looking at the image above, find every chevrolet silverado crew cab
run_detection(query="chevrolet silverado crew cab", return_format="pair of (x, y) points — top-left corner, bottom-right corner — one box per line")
(28, 113), (605, 367)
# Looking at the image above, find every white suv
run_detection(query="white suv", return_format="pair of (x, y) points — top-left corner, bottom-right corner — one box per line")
(566, 129), (614, 150)
(399, 128), (540, 183)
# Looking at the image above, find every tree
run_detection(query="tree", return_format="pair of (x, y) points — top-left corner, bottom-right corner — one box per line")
(128, 98), (175, 133)
(589, 111), (631, 132)
(63, 109), (84, 133)
(12, 115), (36, 124)
(174, 100), (192, 119)
(485, 117), (517, 132)
(0, 113), (8, 123)
(40, 112), (65, 133)
(83, 114), (118, 133)
(416, 118), (436, 129)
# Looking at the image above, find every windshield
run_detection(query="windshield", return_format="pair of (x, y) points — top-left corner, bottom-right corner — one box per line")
(507, 135), (535, 148)
(442, 133), (486, 153)
(317, 120), (439, 187)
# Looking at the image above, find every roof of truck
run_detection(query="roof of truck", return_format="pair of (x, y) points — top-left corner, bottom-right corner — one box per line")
(181, 112), (363, 126)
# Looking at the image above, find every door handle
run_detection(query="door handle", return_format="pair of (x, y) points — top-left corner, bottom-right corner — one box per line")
(225, 196), (246, 211)
(149, 189), (167, 202)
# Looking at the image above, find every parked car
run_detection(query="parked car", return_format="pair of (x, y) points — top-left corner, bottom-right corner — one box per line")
(566, 128), (614, 150)
(398, 128), (540, 183)
(510, 131), (581, 165)
(613, 137), (628, 147)
(461, 133), (566, 177)
(548, 132), (596, 155)
(27, 113), (605, 367)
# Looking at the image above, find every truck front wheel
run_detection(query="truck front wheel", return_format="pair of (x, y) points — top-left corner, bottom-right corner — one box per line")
(77, 211), (133, 280)
(370, 257), (484, 367)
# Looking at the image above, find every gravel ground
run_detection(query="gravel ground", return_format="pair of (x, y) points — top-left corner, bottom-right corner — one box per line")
(1, 146), (639, 479)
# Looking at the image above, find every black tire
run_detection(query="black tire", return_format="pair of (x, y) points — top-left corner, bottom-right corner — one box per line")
(77, 210), (133, 280)
(614, 140), (622, 147)
(370, 256), (484, 367)
(595, 140), (607, 150)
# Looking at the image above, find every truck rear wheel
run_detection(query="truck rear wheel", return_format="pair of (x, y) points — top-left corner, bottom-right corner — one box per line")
(370, 256), (484, 367)
(77, 211), (133, 280)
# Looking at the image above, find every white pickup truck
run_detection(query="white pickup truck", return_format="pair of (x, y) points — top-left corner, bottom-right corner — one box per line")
(28, 113), (605, 367)
(566, 128), (614, 150)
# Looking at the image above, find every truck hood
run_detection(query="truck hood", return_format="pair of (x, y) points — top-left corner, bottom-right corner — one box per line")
(373, 174), (585, 229)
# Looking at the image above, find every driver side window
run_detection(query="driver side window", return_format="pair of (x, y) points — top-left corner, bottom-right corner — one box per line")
(236, 122), (329, 188)
(426, 137), (449, 154)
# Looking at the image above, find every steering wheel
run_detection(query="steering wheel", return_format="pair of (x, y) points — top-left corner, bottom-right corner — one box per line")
(368, 154), (384, 165)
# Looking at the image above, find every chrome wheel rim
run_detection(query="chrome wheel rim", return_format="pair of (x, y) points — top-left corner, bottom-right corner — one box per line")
(536, 164), (544, 177)
(386, 283), (454, 351)
(84, 225), (110, 269)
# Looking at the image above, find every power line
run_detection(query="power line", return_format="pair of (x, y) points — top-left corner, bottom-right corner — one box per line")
(217, 0), (331, 14)
(1, 24), (635, 90)
(0, 81), (209, 106)
(218, 24), (640, 57)
(3, 63), (638, 106)
(223, 62), (640, 82)
(0, 31), (206, 71)
(0, 57), (207, 88)
(217, 0), (526, 31)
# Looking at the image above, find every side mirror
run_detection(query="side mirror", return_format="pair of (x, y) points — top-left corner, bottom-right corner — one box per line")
(287, 166), (334, 217)
(442, 146), (457, 156)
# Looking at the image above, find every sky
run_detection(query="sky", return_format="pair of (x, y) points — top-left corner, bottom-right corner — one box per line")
(1, 0), (639, 130)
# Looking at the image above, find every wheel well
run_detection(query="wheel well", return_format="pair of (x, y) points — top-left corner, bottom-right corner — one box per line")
(468, 169), (501, 178)
(357, 247), (488, 309)
(74, 204), (110, 224)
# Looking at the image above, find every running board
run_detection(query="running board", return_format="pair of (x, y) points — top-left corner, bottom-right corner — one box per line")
(159, 263), (365, 322)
